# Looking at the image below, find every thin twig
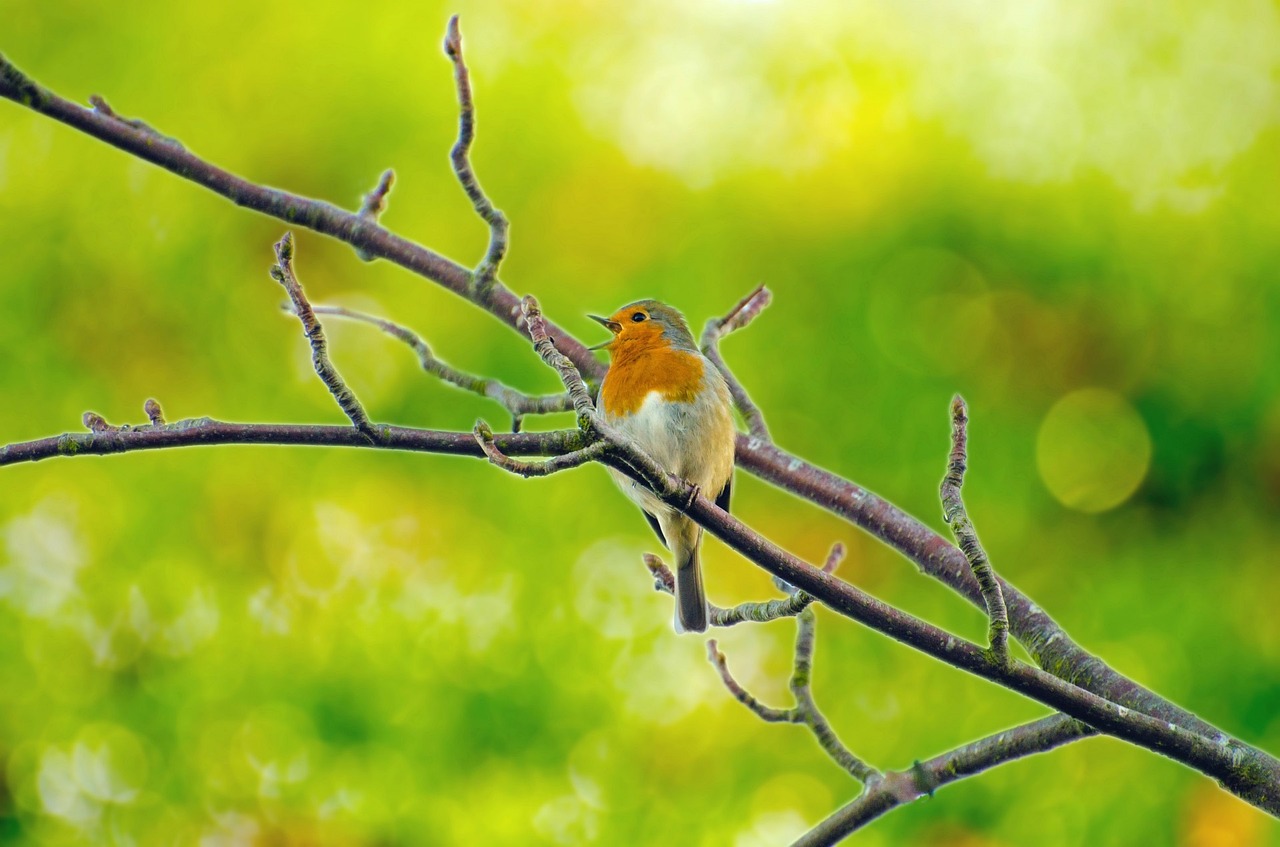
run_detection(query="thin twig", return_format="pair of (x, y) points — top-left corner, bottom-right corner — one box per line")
(702, 285), (772, 440)
(790, 608), (880, 783)
(707, 640), (796, 723)
(354, 169), (395, 262)
(358, 168), (395, 221)
(644, 553), (816, 625)
(473, 419), (606, 477)
(520, 295), (596, 423)
(707, 609), (880, 784)
(939, 395), (1009, 665)
(443, 15), (509, 295)
(794, 714), (1096, 845)
(310, 303), (574, 430)
(773, 539), (844, 594)
(270, 232), (378, 441)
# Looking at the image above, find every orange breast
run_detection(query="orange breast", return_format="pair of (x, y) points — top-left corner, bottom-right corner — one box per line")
(601, 346), (705, 417)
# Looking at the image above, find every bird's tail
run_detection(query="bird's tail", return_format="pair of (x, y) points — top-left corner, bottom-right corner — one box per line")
(674, 530), (708, 634)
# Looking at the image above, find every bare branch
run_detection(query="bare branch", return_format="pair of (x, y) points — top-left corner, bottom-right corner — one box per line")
(11, 406), (1264, 810)
(357, 168), (395, 221)
(702, 285), (772, 440)
(795, 714), (1096, 845)
(0, 419), (586, 467)
(644, 553), (816, 625)
(270, 232), (378, 440)
(473, 419), (607, 477)
(732, 438), (1234, 743)
(707, 609), (880, 784)
(443, 15), (509, 294)
(660, 477), (1280, 813)
(790, 608), (881, 783)
(939, 395), (1009, 665)
(310, 303), (574, 431)
(354, 168), (395, 261)
(707, 640), (796, 723)
(822, 542), (846, 574)
(0, 53), (601, 379)
(520, 295), (597, 423)
(88, 94), (184, 148)
(0, 53), (1211, 753)
(773, 539), (844, 595)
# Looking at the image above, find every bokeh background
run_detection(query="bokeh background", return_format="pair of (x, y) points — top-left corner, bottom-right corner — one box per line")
(2, 1), (1279, 844)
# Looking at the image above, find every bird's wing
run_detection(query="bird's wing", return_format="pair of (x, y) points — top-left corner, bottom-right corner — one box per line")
(643, 510), (668, 549)
(715, 478), (732, 514)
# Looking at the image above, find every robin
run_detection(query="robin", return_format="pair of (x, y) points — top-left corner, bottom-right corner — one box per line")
(589, 300), (736, 633)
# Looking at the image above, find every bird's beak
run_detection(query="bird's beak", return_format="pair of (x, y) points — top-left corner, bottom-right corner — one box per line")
(587, 314), (621, 350)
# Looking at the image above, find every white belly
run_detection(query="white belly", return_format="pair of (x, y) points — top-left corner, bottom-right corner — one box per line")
(604, 381), (735, 517)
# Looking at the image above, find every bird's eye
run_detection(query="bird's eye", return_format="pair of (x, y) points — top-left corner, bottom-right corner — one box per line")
(631, 312), (647, 322)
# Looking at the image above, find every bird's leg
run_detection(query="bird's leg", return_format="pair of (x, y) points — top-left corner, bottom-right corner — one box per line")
(680, 483), (701, 513)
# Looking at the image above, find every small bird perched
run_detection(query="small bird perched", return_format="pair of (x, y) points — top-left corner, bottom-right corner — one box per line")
(590, 300), (736, 633)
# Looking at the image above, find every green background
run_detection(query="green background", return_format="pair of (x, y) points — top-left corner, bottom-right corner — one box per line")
(2, 2), (1279, 844)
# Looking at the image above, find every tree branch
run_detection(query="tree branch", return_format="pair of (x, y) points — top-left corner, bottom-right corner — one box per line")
(518, 295), (598, 424)
(353, 168), (395, 262)
(707, 640), (795, 723)
(473, 419), (607, 477)
(0, 52), (1216, 746)
(5, 405), (1273, 815)
(794, 714), (1096, 845)
(310, 303), (574, 431)
(733, 439), (1233, 740)
(701, 284), (772, 440)
(655, 478), (1279, 814)
(271, 232), (379, 440)
(443, 15), (509, 295)
(0, 419), (586, 467)
(708, 608), (880, 784)
(643, 552), (817, 626)
(0, 51), (596, 377)
(939, 395), (1009, 664)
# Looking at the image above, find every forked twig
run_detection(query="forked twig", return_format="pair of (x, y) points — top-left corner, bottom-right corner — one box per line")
(795, 714), (1095, 843)
(310, 303), (574, 430)
(940, 395), (1009, 665)
(708, 608), (880, 785)
(702, 285), (772, 440)
(473, 420), (605, 477)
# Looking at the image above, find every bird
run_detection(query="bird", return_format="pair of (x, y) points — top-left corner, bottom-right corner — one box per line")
(589, 300), (736, 633)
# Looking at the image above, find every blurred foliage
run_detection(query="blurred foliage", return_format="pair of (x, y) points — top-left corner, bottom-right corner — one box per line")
(2, 1), (1279, 844)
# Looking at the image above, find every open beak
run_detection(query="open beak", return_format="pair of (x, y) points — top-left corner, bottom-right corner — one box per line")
(587, 314), (621, 350)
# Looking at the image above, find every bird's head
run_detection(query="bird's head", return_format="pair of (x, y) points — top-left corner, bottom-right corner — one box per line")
(588, 300), (698, 355)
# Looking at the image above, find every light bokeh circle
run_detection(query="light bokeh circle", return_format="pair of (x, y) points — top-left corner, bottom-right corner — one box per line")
(1036, 388), (1152, 513)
